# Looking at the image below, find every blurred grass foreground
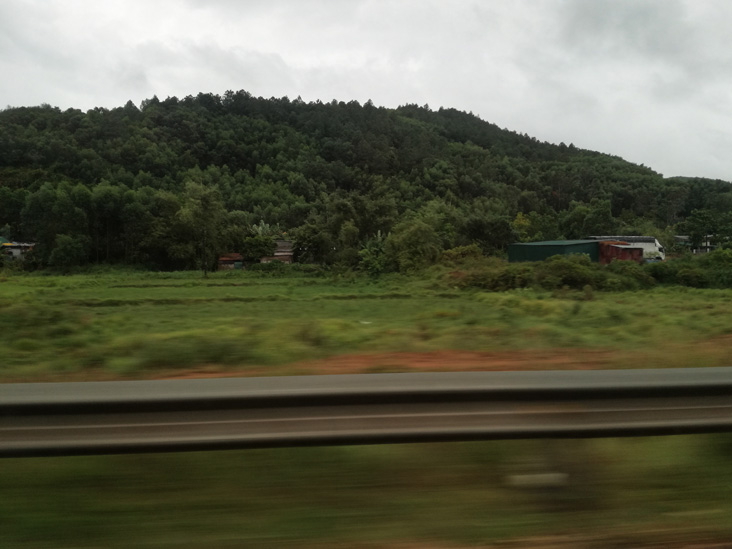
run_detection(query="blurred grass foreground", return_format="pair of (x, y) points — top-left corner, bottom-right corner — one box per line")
(4, 436), (732, 547)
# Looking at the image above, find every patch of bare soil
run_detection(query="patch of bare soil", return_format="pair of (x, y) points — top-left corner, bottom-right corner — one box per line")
(289, 348), (617, 375)
(13, 334), (732, 382)
(156, 333), (732, 380)
(305, 535), (732, 549)
(159, 348), (619, 380)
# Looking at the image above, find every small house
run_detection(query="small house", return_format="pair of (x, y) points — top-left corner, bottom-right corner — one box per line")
(2, 241), (35, 260)
(218, 253), (244, 270)
(261, 240), (294, 264)
(674, 235), (716, 254)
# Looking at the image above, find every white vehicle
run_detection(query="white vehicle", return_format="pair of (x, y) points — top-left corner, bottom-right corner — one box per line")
(587, 236), (665, 261)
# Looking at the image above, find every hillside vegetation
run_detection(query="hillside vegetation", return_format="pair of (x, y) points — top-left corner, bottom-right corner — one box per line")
(2, 91), (731, 271)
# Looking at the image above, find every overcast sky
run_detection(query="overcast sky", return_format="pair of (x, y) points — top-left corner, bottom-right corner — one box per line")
(2, 0), (731, 181)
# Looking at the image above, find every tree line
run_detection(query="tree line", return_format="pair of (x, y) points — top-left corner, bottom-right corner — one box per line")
(1, 91), (731, 271)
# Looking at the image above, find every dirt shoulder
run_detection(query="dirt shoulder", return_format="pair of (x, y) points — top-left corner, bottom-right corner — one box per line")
(158, 348), (620, 380)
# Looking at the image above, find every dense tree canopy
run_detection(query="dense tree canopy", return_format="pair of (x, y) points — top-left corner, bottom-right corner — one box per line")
(1, 91), (730, 271)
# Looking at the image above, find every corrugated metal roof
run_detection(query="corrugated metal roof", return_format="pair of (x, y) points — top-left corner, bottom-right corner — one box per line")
(517, 240), (598, 246)
(219, 253), (243, 261)
(588, 236), (658, 243)
(274, 240), (293, 253)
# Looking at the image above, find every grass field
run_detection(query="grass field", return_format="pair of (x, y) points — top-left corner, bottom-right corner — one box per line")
(4, 269), (732, 547)
(2, 268), (732, 380)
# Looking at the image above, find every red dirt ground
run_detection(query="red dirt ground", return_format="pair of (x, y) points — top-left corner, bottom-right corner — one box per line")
(158, 348), (619, 380)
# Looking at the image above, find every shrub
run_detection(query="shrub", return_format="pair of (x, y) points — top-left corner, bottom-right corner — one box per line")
(49, 234), (90, 270)
(383, 219), (443, 273)
(248, 260), (286, 272)
(359, 237), (389, 276)
(699, 248), (732, 267)
(441, 244), (484, 265)
(644, 260), (678, 284)
(241, 236), (276, 263)
(501, 263), (535, 290)
(534, 255), (599, 290)
(605, 260), (655, 289)
(600, 275), (635, 292)
(458, 261), (533, 291)
(697, 249), (732, 287)
(676, 267), (708, 288)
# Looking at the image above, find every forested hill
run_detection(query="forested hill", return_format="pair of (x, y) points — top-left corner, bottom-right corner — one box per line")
(1, 91), (731, 270)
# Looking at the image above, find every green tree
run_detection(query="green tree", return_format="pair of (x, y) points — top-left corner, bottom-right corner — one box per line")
(220, 210), (251, 253)
(21, 182), (89, 265)
(293, 220), (335, 264)
(48, 234), (90, 269)
(358, 231), (388, 275)
(169, 182), (226, 276)
(241, 235), (276, 263)
(561, 199), (616, 239)
(384, 219), (443, 272)
(91, 181), (124, 262)
(461, 214), (515, 254)
(680, 209), (717, 249)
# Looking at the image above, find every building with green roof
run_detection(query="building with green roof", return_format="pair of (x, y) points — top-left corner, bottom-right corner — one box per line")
(507, 240), (600, 263)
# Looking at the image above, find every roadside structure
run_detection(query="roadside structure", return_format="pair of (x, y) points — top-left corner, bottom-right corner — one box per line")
(218, 253), (244, 270)
(586, 236), (665, 260)
(2, 241), (34, 260)
(508, 239), (644, 264)
(674, 235), (716, 254)
(261, 239), (294, 264)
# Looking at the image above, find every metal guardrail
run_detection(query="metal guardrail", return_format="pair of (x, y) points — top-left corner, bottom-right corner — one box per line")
(3, 368), (732, 457)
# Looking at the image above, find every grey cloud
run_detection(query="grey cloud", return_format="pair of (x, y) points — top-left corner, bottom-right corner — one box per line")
(559, 0), (732, 88)
(127, 40), (297, 100)
(561, 0), (693, 60)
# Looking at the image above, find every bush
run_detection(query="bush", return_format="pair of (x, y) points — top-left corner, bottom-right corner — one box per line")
(643, 251), (732, 289)
(248, 260), (286, 272)
(676, 267), (708, 288)
(48, 234), (90, 270)
(358, 239), (388, 276)
(453, 250), (732, 292)
(644, 260), (678, 284)
(242, 236), (276, 263)
(441, 244), (484, 265)
(697, 249), (732, 287)
(457, 261), (533, 291)
(383, 219), (443, 273)
(459, 268), (504, 291)
(605, 260), (655, 289)
(534, 255), (600, 290)
(699, 248), (732, 267)
(491, 263), (532, 290)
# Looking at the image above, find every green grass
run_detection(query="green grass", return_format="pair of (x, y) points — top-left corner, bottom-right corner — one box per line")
(4, 270), (732, 546)
(3, 436), (732, 547)
(4, 270), (732, 380)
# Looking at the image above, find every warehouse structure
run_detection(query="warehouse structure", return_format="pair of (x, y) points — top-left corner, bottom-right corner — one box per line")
(508, 239), (644, 264)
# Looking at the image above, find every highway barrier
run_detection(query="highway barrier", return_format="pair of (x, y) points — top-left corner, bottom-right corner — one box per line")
(3, 368), (732, 457)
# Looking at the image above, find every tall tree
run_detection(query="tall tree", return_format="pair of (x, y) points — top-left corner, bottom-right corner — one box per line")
(170, 182), (226, 276)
